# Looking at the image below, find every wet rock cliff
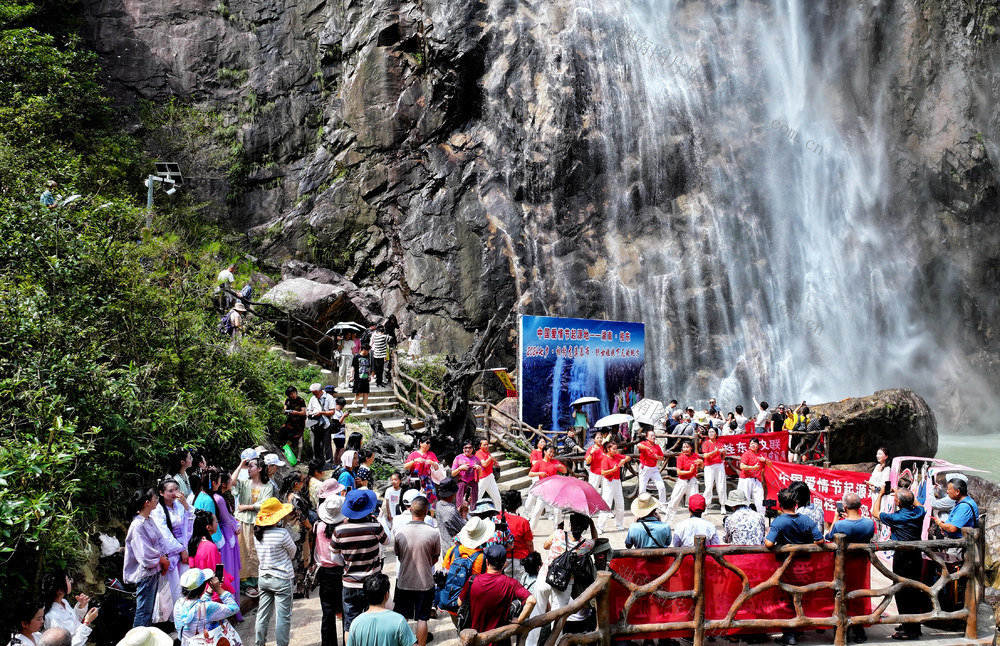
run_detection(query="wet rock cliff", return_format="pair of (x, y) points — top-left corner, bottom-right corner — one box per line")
(80, 0), (1000, 420)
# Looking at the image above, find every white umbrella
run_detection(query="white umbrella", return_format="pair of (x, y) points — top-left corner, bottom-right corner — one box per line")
(325, 322), (365, 335)
(594, 413), (634, 428)
(570, 396), (600, 407)
(632, 398), (666, 427)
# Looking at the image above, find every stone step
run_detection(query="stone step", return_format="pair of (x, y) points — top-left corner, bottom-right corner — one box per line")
(499, 475), (532, 492)
(343, 407), (403, 421)
(497, 465), (530, 482)
(497, 458), (519, 471)
(383, 418), (425, 433)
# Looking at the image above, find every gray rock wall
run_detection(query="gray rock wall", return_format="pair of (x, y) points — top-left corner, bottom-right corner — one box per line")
(79, 0), (1000, 402)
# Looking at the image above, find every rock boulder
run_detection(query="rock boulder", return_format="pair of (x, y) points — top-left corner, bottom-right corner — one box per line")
(260, 277), (366, 330)
(812, 389), (938, 465)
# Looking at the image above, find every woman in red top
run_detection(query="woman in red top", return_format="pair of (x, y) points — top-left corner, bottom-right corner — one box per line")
(637, 428), (666, 504)
(668, 440), (703, 513)
(737, 437), (769, 514)
(595, 441), (630, 533)
(584, 432), (607, 490)
(475, 437), (502, 509)
(524, 436), (548, 521)
(404, 438), (440, 504)
(701, 426), (726, 510)
(528, 446), (567, 529)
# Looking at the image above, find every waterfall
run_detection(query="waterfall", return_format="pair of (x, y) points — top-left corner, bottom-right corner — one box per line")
(477, 0), (991, 432)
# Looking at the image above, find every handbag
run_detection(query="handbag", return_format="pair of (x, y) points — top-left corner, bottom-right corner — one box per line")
(184, 601), (243, 646)
(429, 463), (448, 484)
(151, 574), (173, 623)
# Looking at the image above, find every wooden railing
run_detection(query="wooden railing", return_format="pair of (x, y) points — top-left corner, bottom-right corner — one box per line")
(459, 528), (984, 646)
(391, 351), (445, 418)
(219, 287), (342, 370)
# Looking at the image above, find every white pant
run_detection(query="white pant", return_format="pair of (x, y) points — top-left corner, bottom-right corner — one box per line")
(587, 471), (605, 492)
(338, 354), (352, 385)
(738, 478), (765, 514)
(477, 473), (502, 509)
(668, 478), (698, 511)
(596, 479), (625, 530)
(703, 463), (726, 508)
(524, 476), (539, 515)
(526, 575), (573, 646)
(530, 499), (561, 530)
(638, 465), (666, 504)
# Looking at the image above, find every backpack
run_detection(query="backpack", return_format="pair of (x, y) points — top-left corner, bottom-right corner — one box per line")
(570, 549), (597, 597)
(218, 310), (236, 336)
(793, 415), (809, 433)
(438, 545), (484, 612)
(545, 538), (586, 592)
(239, 284), (253, 301)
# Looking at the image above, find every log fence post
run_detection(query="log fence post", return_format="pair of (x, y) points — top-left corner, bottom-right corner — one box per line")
(595, 579), (612, 646)
(832, 534), (848, 646)
(693, 535), (707, 646)
(964, 527), (978, 639)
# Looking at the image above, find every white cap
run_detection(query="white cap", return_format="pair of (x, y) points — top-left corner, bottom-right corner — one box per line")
(264, 453), (286, 467)
(241, 448), (259, 461)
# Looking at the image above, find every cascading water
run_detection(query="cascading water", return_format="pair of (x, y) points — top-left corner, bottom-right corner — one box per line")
(477, 0), (994, 432)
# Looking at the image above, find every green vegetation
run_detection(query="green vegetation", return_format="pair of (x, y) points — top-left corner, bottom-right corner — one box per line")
(0, 0), (317, 619)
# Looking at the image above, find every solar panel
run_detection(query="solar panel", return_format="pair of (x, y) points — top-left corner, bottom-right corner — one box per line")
(154, 161), (183, 186)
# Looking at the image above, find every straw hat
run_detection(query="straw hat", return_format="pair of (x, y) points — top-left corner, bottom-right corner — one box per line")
(233, 302), (247, 312)
(457, 516), (495, 549)
(255, 497), (294, 526)
(116, 627), (173, 646)
(693, 411), (710, 426)
(630, 492), (662, 519)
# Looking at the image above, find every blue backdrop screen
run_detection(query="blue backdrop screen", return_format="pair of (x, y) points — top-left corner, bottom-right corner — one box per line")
(518, 315), (645, 432)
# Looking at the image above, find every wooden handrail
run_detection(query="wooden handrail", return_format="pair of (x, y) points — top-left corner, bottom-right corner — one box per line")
(460, 529), (983, 646)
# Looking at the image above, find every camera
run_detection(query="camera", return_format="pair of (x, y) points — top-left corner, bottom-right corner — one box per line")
(763, 498), (779, 519)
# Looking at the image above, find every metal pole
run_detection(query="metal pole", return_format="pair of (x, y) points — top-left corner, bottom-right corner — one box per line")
(146, 175), (154, 228)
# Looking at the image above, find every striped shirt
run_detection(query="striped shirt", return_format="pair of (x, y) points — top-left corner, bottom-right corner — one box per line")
(370, 332), (389, 358)
(331, 520), (389, 588)
(254, 527), (296, 580)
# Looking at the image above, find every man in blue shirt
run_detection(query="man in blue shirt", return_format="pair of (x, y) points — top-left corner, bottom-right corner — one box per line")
(824, 492), (875, 543)
(765, 489), (823, 646)
(877, 487), (927, 640)
(764, 488), (824, 548)
(932, 477), (979, 539)
(625, 493), (671, 548)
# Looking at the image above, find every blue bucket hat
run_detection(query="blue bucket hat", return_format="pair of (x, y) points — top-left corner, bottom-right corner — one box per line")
(342, 489), (378, 519)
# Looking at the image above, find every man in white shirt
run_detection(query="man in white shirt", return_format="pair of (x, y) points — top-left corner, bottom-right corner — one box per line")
(217, 264), (236, 309)
(392, 489), (438, 533)
(306, 383), (336, 462)
(671, 495), (720, 547)
(753, 397), (771, 431)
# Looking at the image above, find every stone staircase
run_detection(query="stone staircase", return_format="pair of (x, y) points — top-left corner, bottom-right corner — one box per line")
(492, 450), (532, 492)
(270, 346), (424, 435)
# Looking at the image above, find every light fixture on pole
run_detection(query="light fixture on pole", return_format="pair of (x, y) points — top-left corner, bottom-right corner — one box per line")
(143, 161), (183, 228)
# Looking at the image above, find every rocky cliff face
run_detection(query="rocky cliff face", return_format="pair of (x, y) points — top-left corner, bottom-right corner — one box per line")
(80, 0), (1000, 420)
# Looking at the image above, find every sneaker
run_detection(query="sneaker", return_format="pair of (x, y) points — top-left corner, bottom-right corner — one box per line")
(245, 587), (260, 598)
(362, 408), (373, 414)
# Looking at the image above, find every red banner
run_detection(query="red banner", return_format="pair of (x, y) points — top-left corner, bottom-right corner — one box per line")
(609, 553), (871, 638)
(714, 431), (788, 476)
(764, 462), (874, 522)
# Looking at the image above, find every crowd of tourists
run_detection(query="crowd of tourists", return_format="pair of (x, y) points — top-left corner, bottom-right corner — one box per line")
(10, 391), (982, 646)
